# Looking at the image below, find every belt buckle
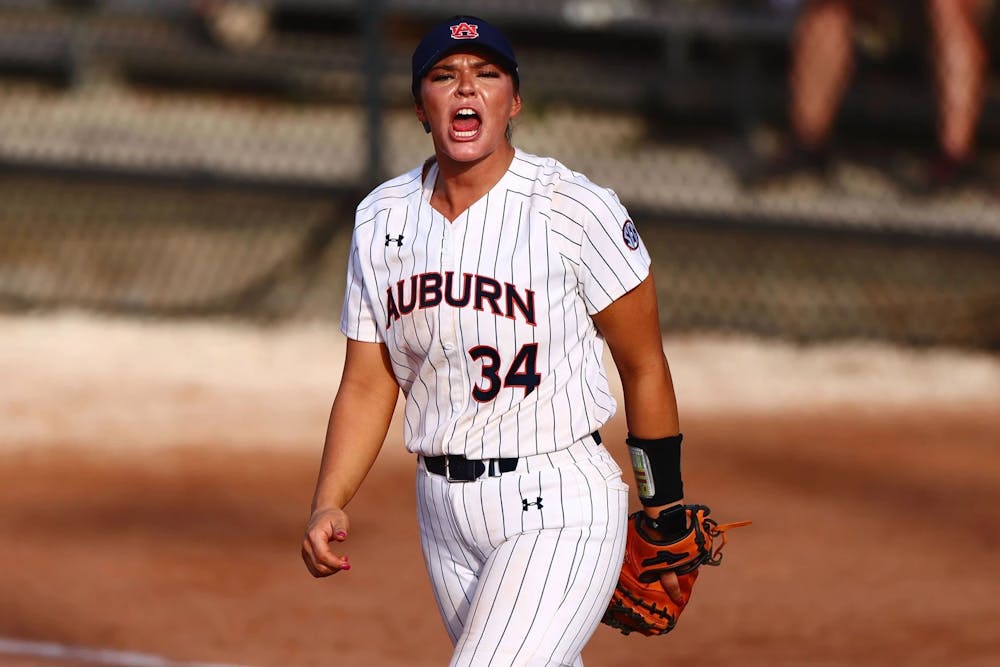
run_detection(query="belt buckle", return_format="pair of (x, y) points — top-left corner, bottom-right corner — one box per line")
(444, 455), (465, 483)
(445, 455), (482, 483)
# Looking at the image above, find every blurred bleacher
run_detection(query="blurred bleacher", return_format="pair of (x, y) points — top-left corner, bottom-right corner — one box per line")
(1, 1), (998, 347)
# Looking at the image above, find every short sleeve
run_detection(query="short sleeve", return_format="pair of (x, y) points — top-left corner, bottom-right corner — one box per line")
(577, 188), (652, 314)
(338, 233), (384, 343)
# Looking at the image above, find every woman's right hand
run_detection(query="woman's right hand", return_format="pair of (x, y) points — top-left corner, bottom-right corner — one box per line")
(301, 507), (351, 577)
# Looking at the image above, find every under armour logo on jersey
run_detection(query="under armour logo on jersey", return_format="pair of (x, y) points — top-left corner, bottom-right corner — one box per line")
(522, 497), (543, 511)
(385, 234), (404, 247)
(450, 22), (479, 39)
(622, 220), (640, 251)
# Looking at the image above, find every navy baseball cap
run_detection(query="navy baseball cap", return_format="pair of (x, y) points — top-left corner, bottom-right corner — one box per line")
(410, 15), (519, 99)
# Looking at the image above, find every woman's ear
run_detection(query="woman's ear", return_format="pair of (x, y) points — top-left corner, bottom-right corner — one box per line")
(510, 92), (523, 119)
(414, 100), (431, 133)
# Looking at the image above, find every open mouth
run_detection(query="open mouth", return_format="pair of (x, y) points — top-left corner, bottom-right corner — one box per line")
(451, 108), (481, 138)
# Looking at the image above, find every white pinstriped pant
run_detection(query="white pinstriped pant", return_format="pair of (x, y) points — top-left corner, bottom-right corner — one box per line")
(416, 435), (629, 667)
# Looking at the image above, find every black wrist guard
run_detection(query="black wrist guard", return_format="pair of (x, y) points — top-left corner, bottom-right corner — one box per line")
(626, 432), (684, 507)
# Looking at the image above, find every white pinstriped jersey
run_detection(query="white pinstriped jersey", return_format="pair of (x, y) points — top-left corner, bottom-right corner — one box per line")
(340, 149), (651, 459)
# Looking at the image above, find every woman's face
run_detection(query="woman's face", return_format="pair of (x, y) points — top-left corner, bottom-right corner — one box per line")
(415, 50), (522, 166)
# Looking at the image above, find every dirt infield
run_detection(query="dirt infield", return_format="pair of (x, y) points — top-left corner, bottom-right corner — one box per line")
(2, 316), (999, 666)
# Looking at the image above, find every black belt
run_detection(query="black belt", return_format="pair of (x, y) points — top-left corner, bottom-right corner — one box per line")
(423, 455), (517, 482)
(423, 431), (602, 482)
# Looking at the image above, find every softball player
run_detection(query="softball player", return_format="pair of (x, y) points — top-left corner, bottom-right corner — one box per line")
(302, 16), (687, 666)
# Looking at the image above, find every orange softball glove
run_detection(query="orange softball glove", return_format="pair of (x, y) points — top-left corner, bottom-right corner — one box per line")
(602, 504), (750, 636)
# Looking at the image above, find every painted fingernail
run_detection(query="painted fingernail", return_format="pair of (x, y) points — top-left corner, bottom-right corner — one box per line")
(335, 531), (347, 539)
(342, 563), (351, 571)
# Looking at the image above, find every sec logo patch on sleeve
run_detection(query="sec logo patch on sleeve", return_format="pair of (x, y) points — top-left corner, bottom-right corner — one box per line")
(622, 220), (640, 250)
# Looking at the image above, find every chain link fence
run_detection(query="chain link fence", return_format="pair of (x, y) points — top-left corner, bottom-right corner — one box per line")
(1, 0), (998, 347)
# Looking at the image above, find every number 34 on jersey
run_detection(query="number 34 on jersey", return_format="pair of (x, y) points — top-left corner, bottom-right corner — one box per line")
(386, 270), (541, 404)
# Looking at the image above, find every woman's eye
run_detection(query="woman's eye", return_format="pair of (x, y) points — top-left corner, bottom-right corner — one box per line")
(478, 70), (500, 78)
(431, 73), (453, 82)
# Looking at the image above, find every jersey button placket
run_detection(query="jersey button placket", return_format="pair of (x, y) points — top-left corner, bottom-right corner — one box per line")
(440, 222), (465, 414)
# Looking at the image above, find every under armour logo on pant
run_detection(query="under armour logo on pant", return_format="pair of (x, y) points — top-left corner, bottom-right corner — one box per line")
(385, 234), (404, 247)
(522, 497), (543, 511)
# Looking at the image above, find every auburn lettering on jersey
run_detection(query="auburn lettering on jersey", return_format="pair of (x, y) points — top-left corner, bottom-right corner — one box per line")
(385, 271), (536, 329)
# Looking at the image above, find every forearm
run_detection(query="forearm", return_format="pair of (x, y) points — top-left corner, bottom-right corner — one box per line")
(619, 358), (684, 520)
(310, 376), (398, 512)
(618, 354), (680, 440)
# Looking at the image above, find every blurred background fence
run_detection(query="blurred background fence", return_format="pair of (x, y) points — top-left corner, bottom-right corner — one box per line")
(0, 0), (998, 347)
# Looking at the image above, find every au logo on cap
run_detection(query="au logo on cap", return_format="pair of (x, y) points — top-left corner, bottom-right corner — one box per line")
(450, 22), (479, 39)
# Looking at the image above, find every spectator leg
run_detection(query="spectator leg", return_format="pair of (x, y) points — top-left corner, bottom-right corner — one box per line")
(926, 0), (987, 163)
(789, 0), (856, 151)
